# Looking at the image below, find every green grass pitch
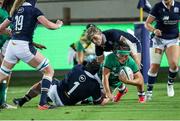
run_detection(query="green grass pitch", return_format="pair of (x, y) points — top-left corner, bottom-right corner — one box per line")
(0, 74), (180, 120)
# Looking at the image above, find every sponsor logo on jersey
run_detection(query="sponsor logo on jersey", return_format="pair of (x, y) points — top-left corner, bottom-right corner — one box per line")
(163, 16), (169, 21)
(174, 7), (179, 13)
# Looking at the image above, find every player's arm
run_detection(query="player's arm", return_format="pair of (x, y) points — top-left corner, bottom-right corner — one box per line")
(38, 16), (63, 29)
(75, 41), (85, 64)
(93, 96), (109, 105)
(0, 18), (11, 32)
(130, 52), (141, 69)
(100, 97), (110, 105)
(145, 15), (162, 36)
(102, 67), (114, 100)
(119, 71), (143, 86)
(76, 51), (84, 64)
(0, 28), (12, 36)
(97, 54), (104, 63)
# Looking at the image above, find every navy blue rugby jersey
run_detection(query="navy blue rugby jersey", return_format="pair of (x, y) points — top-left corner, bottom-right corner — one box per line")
(9, 3), (43, 42)
(56, 65), (103, 105)
(150, 1), (180, 39)
(95, 29), (141, 56)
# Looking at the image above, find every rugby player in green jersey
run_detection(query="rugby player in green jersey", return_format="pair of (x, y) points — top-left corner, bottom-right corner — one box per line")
(102, 40), (145, 103)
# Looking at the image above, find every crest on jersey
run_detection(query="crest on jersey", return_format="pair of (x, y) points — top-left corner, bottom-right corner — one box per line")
(79, 75), (86, 82)
(18, 7), (24, 13)
(163, 16), (169, 21)
(174, 7), (179, 13)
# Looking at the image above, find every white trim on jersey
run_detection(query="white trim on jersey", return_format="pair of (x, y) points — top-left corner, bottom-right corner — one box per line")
(22, 2), (32, 6)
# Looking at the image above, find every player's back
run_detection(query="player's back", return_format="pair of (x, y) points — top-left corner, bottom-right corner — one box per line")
(57, 65), (101, 105)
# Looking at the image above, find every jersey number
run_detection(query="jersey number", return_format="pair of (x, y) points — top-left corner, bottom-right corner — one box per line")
(15, 15), (24, 31)
(67, 82), (80, 95)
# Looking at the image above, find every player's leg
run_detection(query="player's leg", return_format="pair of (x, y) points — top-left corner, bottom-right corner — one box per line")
(146, 45), (164, 100)
(0, 60), (16, 109)
(165, 40), (179, 97)
(0, 40), (18, 109)
(0, 40), (16, 109)
(13, 81), (41, 107)
(113, 81), (128, 102)
(27, 51), (54, 109)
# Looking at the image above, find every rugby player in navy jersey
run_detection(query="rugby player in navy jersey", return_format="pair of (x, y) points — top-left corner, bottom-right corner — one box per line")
(145, 0), (180, 100)
(86, 27), (142, 68)
(0, 0), (63, 109)
(13, 59), (109, 110)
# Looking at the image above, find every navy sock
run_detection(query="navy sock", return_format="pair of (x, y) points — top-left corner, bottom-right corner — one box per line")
(0, 81), (7, 105)
(168, 69), (178, 85)
(39, 78), (51, 106)
(147, 75), (157, 92)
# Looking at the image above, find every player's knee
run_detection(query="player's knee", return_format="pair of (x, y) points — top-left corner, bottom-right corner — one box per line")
(0, 65), (11, 79)
(42, 75), (53, 82)
(169, 62), (179, 70)
(149, 64), (160, 74)
(36, 58), (50, 71)
(45, 66), (54, 76)
(169, 67), (179, 73)
(150, 48), (163, 64)
(148, 70), (158, 77)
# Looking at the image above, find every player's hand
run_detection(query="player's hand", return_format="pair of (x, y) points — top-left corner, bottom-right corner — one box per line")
(101, 98), (110, 105)
(153, 29), (162, 37)
(119, 72), (129, 84)
(56, 20), (63, 28)
(107, 93), (115, 102)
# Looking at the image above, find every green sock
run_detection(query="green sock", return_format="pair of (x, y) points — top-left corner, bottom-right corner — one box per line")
(0, 80), (7, 105)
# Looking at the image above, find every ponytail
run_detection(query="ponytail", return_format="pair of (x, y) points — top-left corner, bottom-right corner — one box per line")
(10, 0), (25, 17)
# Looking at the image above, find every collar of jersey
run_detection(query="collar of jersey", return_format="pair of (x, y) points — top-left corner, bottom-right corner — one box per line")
(84, 70), (96, 79)
(22, 2), (32, 6)
(162, 0), (175, 9)
(84, 71), (101, 84)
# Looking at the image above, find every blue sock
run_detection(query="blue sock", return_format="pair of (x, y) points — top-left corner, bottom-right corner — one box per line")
(0, 81), (7, 105)
(168, 69), (178, 85)
(147, 75), (157, 92)
(39, 78), (51, 106)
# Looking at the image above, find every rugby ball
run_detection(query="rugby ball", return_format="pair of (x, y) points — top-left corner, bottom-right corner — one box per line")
(119, 66), (134, 80)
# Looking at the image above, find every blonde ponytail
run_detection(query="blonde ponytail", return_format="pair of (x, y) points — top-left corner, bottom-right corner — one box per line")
(10, 0), (25, 17)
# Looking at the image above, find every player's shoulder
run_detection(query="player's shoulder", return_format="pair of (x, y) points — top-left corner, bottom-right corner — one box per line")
(127, 56), (136, 64)
(155, 1), (162, 6)
(104, 53), (117, 64)
(154, 1), (163, 8)
(73, 64), (84, 71)
(106, 53), (116, 59)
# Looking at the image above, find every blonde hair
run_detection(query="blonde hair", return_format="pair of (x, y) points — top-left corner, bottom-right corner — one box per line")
(86, 26), (101, 41)
(10, 0), (25, 17)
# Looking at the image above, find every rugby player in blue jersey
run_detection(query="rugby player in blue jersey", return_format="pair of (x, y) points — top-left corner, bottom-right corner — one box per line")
(145, 0), (180, 100)
(13, 59), (109, 110)
(86, 27), (142, 67)
(0, 0), (63, 109)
